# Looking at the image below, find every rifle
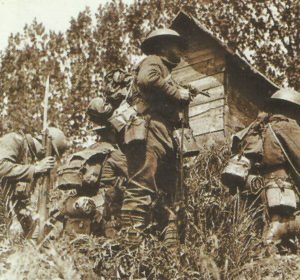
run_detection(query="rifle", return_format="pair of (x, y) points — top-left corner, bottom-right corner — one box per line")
(173, 85), (209, 242)
(185, 84), (210, 99)
(38, 76), (52, 242)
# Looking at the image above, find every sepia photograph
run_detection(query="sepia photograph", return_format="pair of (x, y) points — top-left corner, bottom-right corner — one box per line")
(0, 0), (299, 279)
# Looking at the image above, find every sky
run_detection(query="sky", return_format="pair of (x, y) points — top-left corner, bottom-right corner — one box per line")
(0, 0), (133, 51)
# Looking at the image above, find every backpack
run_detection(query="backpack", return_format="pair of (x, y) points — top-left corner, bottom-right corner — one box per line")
(57, 143), (113, 192)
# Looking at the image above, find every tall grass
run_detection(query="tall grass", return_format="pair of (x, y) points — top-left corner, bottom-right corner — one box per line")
(0, 144), (299, 279)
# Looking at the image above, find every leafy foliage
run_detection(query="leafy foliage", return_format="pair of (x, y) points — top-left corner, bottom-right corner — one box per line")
(198, 0), (299, 90)
(0, 0), (297, 142)
(1, 145), (300, 279)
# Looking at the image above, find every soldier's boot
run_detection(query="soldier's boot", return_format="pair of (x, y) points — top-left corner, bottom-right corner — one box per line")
(264, 214), (300, 244)
(265, 221), (288, 244)
(163, 208), (179, 249)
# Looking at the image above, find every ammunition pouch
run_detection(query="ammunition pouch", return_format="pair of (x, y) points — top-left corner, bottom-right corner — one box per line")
(124, 116), (148, 145)
(172, 128), (200, 157)
(221, 155), (252, 188)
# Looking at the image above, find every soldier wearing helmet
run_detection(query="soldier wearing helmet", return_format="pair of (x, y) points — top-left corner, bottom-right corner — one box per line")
(0, 127), (68, 236)
(119, 28), (190, 244)
(53, 97), (128, 237)
(222, 88), (300, 247)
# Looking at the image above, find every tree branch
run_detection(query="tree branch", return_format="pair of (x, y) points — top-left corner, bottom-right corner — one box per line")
(263, 1), (291, 55)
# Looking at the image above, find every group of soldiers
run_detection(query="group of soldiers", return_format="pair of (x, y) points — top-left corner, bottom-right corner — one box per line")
(1, 27), (300, 250)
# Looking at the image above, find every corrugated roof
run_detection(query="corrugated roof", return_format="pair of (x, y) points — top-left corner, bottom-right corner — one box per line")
(171, 11), (279, 90)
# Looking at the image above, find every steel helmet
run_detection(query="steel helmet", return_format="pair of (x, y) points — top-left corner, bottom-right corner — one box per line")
(86, 97), (113, 125)
(141, 28), (185, 55)
(270, 88), (300, 107)
(47, 127), (68, 157)
(25, 134), (43, 159)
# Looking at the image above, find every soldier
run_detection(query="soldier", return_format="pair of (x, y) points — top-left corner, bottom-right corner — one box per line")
(222, 88), (300, 246)
(0, 127), (68, 236)
(88, 97), (128, 234)
(119, 28), (191, 243)
(56, 97), (128, 237)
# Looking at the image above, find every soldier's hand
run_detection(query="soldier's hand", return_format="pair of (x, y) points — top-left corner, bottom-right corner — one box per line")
(34, 156), (56, 175)
(178, 88), (190, 104)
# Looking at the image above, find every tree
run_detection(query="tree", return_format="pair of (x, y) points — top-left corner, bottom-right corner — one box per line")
(0, 20), (67, 134)
(196, 0), (299, 90)
(0, 0), (298, 143)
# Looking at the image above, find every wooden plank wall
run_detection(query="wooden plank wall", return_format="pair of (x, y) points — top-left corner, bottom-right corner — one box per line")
(172, 33), (226, 142)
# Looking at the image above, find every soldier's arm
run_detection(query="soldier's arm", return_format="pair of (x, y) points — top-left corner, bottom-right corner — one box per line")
(0, 157), (55, 184)
(0, 159), (35, 183)
(108, 150), (128, 179)
(137, 56), (182, 101)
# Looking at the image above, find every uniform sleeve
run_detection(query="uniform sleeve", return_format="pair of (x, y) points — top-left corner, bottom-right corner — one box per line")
(107, 150), (128, 179)
(273, 119), (300, 172)
(0, 159), (35, 183)
(136, 56), (182, 101)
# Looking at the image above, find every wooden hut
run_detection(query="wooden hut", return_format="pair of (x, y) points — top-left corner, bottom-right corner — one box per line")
(170, 11), (279, 145)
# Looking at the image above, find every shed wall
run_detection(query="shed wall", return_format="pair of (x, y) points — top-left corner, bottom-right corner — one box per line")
(171, 13), (278, 146)
(224, 57), (276, 135)
(172, 26), (226, 144)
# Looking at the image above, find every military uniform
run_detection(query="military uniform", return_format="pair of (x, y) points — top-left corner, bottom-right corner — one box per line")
(0, 128), (67, 238)
(57, 97), (128, 236)
(0, 132), (36, 183)
(121, 54), (184, 232)
(0, 132), (37, 235)
(91, 142), (128, 235)
(224, 88), (300, 243)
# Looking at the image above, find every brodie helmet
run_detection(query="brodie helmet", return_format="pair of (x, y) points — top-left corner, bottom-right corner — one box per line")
(141, 28), (185, 55)
(270, 88), (300, 107)
(31, 127), (68, 159)
(47, 127), (68, 157)
(86, 97), (113, 126)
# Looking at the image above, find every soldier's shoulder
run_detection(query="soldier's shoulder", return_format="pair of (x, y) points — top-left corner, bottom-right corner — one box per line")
(89, 142), (115, 152)
(270, 114), (300, 135)
(141, 55), (163, 65)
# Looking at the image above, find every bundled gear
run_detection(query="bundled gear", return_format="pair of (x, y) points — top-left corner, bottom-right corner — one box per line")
(57, 143), (113, 194)
(59, 196), (97, 235)
(104, 69), (132, 108)
(222, 90), (300, 244)
(56, 142), (127, 236)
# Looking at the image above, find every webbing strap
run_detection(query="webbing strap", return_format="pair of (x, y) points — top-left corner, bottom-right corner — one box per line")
(268, 123), (300, 178)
